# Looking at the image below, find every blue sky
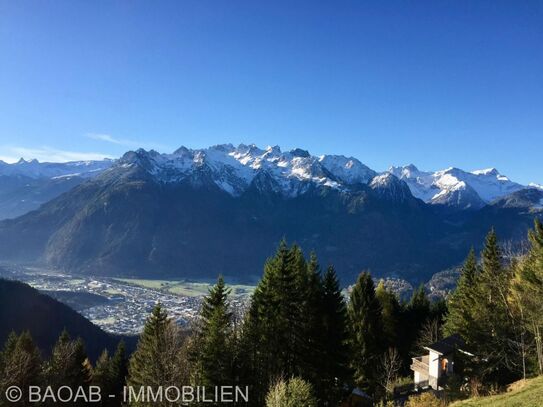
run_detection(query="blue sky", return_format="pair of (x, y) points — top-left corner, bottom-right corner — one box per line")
(0, 1), (542, 183)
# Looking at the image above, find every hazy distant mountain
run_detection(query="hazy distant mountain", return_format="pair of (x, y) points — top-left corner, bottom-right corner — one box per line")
(0, 144), (540, 284)
(0, 158), (114, 220)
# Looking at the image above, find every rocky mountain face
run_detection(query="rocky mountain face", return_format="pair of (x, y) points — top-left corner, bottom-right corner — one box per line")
(0, 145), (540, 284)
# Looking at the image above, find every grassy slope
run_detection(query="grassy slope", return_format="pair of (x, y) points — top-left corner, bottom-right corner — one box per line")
(451, 376), (543, 407)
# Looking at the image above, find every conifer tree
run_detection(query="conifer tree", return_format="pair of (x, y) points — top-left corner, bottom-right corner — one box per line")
(348, 271), (383, 392)
(298, 251), (324, 386)
(93, 350), (114, 406)
(241, 240), (304, 402)
(0, 331), (42, 406)
(110, 341), (128, 400)
(318, 265), (350, 406)
(128, 304), (168, 389)
(375, 281), (401, 349)
(128, 304), (188, 406)
(191, 276), (234, 388)
(511, 218), (543, 375)
(467, 229), (518, 383)
(445, 248), (479, 338)
(44, 331), (91, 392)
(241, 241), (342, 405)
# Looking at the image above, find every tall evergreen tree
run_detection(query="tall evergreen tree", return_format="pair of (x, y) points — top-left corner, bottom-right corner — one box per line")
(241, 240), (304, 403)
(298, 251), (324, 388)
(0, 331), (41, 407)
(511, 218), (543, 375)
(348, 271), (383, 392)
(93, 349), (114, 406)
(465, 229), (518, 384)
(375, 281), (401, 349)
(44, 330), (91, 392)
(445, 248), (479, 338)
(110, 341), (128, 401)
(318, 265), (350, 406)
(128, 304), (188, 406)
(191, 276), (234, 389)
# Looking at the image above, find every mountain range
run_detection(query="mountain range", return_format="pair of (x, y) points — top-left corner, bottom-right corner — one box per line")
(0, 144), (541, 284)
(0, 158), (113, 220)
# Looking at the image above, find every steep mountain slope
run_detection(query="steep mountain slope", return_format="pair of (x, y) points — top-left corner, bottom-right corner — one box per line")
(0, 277), (131, 360)
(0, 148), (455, 283)
(0, 158), (113, 220)
(0, 145), (540, 284)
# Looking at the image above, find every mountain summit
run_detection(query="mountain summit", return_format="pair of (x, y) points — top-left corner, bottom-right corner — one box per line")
(0, 143), (540, 284)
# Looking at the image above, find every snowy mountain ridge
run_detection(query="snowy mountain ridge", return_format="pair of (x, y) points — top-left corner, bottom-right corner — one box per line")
(0, 158), (114, 179)
(118, 144), (377, 197)
(1, 144), (539, 209)
(387, 164), (528, 209)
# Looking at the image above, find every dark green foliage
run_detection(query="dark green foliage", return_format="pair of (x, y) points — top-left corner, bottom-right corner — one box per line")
(315, 265), (351, 405)
(375, 281), (401, 349)
(241, 241), (305, 402)
(348, 271), (383, 392)
(445, 248), (480, 338)
(43, 330), (91, 391)
(92, 342), (128, 406)
(240, 242), (351, 406)
(128, 304), (188, 406)
(191, 276), (235, 388)
(0, 331), (42, 407)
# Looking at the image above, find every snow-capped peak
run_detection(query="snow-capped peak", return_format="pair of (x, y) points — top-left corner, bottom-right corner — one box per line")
(0, 158), (114, 179)
(388, 164), (525, 209)
(117, 144), (378, 197)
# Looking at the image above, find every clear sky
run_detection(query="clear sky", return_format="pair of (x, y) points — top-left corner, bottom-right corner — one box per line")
(0, 1), (542, 184)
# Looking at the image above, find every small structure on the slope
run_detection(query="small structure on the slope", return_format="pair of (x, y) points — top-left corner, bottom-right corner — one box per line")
(410, 334), (465, 390)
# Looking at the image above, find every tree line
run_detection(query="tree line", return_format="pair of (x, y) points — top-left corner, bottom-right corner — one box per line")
(444, 219), (543, 396)
(2, 219), (541, 406)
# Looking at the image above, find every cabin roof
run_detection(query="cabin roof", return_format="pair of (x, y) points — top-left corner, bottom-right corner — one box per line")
(424, 333), (464, 355)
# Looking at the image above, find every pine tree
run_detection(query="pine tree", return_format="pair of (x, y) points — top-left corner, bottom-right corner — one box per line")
(444, 248), (479, 338)
(469, 229), (518, 384)
(240, 242), (343, 405)
(191, 276), (234, 388)
(128, 304), (188, 406)
(93, 349), (114, 405)
(241, 240), (304, 402)
(110, 341), (128, 401)
(318, 265), (350, 406)
(348, 271), (383, 392)
(0, 331), (42, 407)
(375, 281), (401, 349)
(511, 218), (543, 375)
(297, 251), (323, 387)
(44, 331), (91, 392)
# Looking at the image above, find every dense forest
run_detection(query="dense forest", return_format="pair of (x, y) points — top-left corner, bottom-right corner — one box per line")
(1, 219), (542, 406)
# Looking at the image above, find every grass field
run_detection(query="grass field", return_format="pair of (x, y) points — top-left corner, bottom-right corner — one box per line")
(450, 376), (543, 407)
(114, 278), (255, 298)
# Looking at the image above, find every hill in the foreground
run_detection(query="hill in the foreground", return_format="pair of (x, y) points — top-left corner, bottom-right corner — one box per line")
(450, 376), (543, 407)
(0, 278), (134, 360)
